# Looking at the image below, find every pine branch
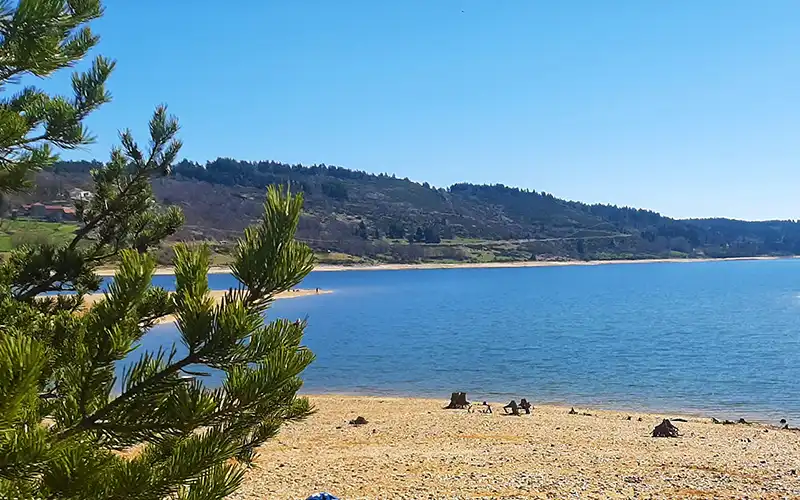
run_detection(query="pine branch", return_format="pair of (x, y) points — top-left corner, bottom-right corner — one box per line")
(67, 166), (149, 251)
(57, 353), (199, 440)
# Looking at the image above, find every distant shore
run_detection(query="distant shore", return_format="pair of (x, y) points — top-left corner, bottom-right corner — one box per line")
(96, 255), (788, 277)
(312, 255), (787, 272)
(231, 394), (800, 499)
(79, 288), (331, 324)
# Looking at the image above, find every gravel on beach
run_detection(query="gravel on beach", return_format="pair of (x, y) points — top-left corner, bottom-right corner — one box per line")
(230, 395), (800, 499)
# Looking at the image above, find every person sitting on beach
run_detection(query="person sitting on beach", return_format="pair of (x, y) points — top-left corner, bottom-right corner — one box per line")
(503, 400), (520, 416)
(519, 398), (532, 414)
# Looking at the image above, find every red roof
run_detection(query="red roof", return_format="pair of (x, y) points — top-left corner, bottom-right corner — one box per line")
(20, 203), (75, 214)
(40, 205), (75, 213)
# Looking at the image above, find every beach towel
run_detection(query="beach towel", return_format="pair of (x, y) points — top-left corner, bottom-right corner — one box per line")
(306, 493), (339, 500)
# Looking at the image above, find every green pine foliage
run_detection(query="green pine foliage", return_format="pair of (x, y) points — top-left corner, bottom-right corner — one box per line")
(0, 1), (318, 498)
(0, 183), (317, 499)
(0, 0), (114, 194)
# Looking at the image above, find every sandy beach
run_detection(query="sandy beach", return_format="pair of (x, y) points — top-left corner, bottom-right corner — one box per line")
(312, 256), (784, 273)
(231, 395), (800, 499)
(79, 289), (331, 324)
(95, 256), (786, 277)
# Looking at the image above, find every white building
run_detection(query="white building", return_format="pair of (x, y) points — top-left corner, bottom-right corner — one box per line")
(68, 188), (94, 202)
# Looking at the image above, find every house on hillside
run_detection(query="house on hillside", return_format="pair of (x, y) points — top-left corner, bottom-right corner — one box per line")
(69, 188), (93, 202)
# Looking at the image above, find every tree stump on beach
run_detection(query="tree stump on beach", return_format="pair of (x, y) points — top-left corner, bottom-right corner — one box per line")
(349, 416), (368, 426)
(444, 392), (469, 409)
(652, 419), (679, 438)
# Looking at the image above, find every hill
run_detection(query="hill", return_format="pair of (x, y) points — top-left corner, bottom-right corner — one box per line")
(6, 157), (800, 265)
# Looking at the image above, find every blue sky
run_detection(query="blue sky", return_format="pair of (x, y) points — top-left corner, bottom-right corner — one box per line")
(39, 1), (800, 220)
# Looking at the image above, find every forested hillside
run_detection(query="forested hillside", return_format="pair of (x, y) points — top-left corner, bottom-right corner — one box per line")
(8, 157), (800, 264)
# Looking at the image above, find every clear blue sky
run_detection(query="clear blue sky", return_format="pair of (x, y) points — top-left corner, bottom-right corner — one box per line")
(41, 1), (800, 220)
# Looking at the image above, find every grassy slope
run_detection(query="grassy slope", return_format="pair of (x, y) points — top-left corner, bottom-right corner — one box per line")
(0, 219), (77, 252)
(0, 220), (697, 267)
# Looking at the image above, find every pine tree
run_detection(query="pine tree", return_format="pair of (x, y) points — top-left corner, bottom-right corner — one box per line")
(0, 0), (114, 195)
(0, 1), (317, 498)
(1, 156), (317, 498)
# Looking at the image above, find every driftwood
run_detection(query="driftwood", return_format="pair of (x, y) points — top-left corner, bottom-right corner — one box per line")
(349, 416), (368, 426)
(468, 402), (492, 414)
(711, 417), (750, 425)
(652, 419), (680, 438)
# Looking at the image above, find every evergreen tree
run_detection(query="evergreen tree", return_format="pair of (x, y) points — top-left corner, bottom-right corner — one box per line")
(1, 162), (316, 498)
(387, 221), (405, 239)
(0, 1), (317, 498)
(0, 0), (114, 196)
(355, 220), (368, 240)
(422, 226), (441, 244)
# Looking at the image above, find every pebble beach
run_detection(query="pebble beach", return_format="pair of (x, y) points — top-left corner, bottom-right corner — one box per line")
(232, 395), (800, 499)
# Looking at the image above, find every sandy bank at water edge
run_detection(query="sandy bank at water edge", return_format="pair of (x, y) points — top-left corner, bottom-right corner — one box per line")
(96, 255), (788, 276)
(78, 289), (331, 325)
(230, 395), (800, 499)
(312, 255), (786, 272)
(96, 266), (235, 276)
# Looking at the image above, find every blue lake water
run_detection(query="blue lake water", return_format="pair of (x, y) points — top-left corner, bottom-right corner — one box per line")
(121, 260), (800, 423)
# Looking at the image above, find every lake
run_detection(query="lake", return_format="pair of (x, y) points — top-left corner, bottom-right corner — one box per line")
(125, 259), (800, 423)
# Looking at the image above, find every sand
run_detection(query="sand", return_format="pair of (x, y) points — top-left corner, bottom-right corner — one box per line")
(231, 395), (800, 499)
(312, 256), (784, 273)
(96, 266), (234, 277)
(79, 289), (331, 324)
(95, 256), (787, 277)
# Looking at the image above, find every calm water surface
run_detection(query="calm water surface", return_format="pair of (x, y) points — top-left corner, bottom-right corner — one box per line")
(125, 260), (800, 422)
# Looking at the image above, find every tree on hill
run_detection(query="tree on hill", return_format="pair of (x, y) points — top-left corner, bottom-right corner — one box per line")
(355, 220), (368, 240)
(423, 226), (441, 244)
(409, 226), (425, 243)
(387, 221), (405, 239)
(0, 1), (316, 498)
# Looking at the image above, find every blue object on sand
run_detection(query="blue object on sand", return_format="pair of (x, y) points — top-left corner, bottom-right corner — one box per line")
(306, 494), (339, 500)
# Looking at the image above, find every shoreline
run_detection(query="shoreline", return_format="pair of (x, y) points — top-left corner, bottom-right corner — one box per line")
(80, 288), (331, 324)
(313, 255), (786, 272)
(96, 255), (790, 277)
(233, 394), (800, 498)
(294, 393), (789, 430)
(298, 389), (764, 424)
(298, 389), (784, 426)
